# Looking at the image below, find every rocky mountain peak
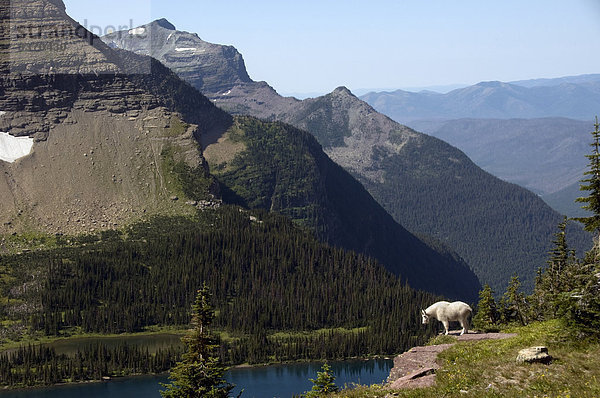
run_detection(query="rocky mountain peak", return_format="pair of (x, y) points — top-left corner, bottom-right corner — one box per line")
(332, 86), (353, 96)
(151, 18), (176, 31)
(102, 22), (252, 94)
(48, 0), (66, 11)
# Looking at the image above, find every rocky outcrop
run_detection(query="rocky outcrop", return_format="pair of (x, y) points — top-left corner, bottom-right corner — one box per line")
(387, 345), (450, 389)
(387, 332), (517, 390)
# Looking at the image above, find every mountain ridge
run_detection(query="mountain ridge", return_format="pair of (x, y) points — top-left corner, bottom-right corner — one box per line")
(204, 116), (480, 299)
(407, 117), (591, 196)
(102, 19), (593, 293)
(360, 79), (600, 122)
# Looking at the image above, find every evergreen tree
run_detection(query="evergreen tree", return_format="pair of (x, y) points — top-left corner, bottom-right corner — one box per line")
(576, 116), (600, 237)
(500, 275), (528, 325)
(552, 117), (600, 336)
(472, 284), (498, 332)
(161, 284), (235, 398)
(305, 363), (339, 397)
(557, 249), (600, 336)
(532, 217), (578, 318)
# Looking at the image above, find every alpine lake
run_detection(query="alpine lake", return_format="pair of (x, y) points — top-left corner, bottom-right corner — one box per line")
(0, 334), (393, 398)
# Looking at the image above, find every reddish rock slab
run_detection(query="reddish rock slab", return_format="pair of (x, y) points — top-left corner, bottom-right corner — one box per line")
(389, 367), (437, 389)
(387, 332), (517, 390)
(387, 344), (453, 383)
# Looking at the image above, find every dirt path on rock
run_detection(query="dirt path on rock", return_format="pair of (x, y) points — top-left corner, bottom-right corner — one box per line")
(387, 331), (517, 390)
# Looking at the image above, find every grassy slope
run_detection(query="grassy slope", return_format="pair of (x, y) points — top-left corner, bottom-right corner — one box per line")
(334, 320), (600, 397)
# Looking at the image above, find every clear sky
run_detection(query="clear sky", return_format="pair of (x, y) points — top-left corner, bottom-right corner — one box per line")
(63, 0), (600, 95)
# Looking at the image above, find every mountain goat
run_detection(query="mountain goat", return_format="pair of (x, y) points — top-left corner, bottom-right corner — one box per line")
(421, 301), (472, 335)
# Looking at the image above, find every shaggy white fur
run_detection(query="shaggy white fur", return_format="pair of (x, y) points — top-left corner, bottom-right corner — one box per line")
(422, 301), (472, 335)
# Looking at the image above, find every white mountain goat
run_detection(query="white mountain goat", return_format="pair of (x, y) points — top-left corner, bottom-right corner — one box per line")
(421, 301), (472, 335)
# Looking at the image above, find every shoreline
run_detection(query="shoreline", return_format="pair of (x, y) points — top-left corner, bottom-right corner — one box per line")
(0, 373), (169, 394)
(0, 330), (398, 391)
(0, 356), (395, 392)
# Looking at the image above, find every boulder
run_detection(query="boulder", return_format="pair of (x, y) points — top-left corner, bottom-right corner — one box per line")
(516, 346), (552, 364)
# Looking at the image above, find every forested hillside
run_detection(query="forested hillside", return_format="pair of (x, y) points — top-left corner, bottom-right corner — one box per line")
(359, 132), (590, 290)
(204, 117), (480, 300)
(281, 91), (592, 294)
(0, 208), (438, 370)
(407, 117), (592, 218)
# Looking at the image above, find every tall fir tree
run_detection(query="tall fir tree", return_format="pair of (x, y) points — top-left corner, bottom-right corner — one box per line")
(161, 284), (235, 398)
(472, 284), (499, 332)
(576, 116), (600, 239)
(500, 275), (528, 325)
(305, 363), (339, 397)
(559, 116), (600, 336)
(532, 217), (579, 318)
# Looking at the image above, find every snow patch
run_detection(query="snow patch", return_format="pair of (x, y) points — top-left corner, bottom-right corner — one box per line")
(167, 33), (174, 41)
(128, 27), (146, 36)
(222, 90), (231, 96)
(175, 47), (197, 52)
(0, 132), (34, 163)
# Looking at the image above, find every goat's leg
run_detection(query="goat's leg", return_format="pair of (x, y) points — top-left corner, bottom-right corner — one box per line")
(460, 318), (469, 335)
(442, 320), (450, 335)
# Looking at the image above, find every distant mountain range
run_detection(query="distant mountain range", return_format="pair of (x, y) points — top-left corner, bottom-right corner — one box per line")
(352, 74), (600, 97)
(362, 75), (600, 218)
(509, 74), (600, 88)
(360, 78), (600, 122)
(103, 20), (592, 294)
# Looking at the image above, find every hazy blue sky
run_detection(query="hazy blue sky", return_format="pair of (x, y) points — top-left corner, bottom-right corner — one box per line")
(63, 0), (600, 95)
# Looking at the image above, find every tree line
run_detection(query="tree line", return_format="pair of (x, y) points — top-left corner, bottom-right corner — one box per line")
(0, 342), (182, 388)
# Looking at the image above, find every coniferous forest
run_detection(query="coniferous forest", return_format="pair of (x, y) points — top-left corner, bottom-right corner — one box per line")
(0, 207), (438, 387)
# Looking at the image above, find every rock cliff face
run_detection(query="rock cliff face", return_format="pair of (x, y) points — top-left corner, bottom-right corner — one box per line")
(0, 0), (231, 234)
(101, 20), (300, 125)
(103, 19), (252, 95)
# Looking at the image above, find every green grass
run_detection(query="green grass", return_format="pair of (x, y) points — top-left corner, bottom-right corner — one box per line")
(425, 334), (458, 346)
(164, 116), (190, 137)
(0, 325), (189, 352)
(333, 320), (600, 397)
(270, 327), (369, 340)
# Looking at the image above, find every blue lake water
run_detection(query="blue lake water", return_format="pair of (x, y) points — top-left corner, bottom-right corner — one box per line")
(0, 359), (392, 398)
